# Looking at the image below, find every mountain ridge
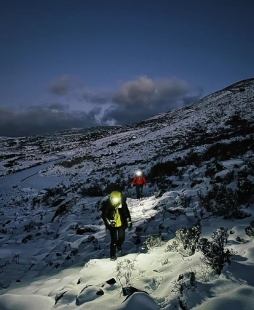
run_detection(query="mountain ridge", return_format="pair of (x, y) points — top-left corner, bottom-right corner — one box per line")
(1, 78), (253, 181)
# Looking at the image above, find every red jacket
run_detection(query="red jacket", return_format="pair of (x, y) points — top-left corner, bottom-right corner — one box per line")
(131, 176), (146, 186)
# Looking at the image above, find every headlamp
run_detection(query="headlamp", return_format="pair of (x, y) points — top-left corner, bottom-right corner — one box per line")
(111, 196), (120, 205)
(135, 169), (142, 177)
(110, 191), (121, 206)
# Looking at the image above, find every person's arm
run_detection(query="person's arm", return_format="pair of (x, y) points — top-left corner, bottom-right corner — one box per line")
(101, 203), (113, 229)
(122, 195), (132, 229)
(131, 177), (136, 185)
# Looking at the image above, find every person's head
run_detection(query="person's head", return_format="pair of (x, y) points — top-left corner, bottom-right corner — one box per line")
(135, 169), (142, 177)
(110, 191), (122, 207)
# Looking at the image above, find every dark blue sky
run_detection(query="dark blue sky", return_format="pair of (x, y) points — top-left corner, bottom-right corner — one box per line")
(1, 0), (253, 136)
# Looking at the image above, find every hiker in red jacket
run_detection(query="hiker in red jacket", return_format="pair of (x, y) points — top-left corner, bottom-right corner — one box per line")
(131, 169), (147, 199)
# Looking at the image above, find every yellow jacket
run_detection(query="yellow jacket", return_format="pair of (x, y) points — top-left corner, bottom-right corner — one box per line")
(114, 205), (122, 227)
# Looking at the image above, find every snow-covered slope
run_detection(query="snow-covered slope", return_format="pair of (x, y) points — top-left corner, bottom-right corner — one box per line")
(0, 78), (254, 310)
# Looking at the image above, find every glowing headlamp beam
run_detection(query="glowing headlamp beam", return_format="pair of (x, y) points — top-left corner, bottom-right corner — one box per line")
(136, 170), (142, 177)
(111, 197), (120, 204)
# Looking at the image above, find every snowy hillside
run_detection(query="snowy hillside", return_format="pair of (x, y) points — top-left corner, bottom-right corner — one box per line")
(0, 78), (254, 309)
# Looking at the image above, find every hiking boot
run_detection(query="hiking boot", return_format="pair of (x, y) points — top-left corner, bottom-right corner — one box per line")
(110, 255), (116, 261)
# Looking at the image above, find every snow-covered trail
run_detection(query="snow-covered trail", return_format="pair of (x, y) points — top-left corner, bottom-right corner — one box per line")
(0, 157), (64, 194)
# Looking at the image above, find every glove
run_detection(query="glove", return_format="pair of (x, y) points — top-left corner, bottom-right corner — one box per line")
(106, 219), (116, 229)
(127, 220), (132, 230)
(131, 184), (133, 187)
(109, 220), (116, 227)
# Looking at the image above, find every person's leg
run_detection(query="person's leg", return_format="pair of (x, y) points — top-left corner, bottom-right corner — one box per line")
(137, 185), (143, 199)
(135, 185), (139, 199)
(116, 226), (125, 251)
(140, 185), (144, 198)
(109, 228), (117, 257)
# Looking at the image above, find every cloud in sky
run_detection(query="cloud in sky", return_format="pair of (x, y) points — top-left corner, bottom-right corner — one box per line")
(102, 76), (202, 125)
(113, 76), (192, 106)
(1, 76), (202, 137)
(48, 74), (72, 95)
(82, 90), (113, 104)
(0, 104), (100, 137)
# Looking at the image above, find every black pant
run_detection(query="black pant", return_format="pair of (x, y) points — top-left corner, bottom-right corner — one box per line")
(135, 184), (144, 199)
(110, 226), (125, 256)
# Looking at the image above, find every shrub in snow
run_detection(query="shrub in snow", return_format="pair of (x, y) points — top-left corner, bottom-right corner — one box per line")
(142, 233), (163, 253)
(235, 236), (247, 243)
(193, 202), (205, 220)
(198, 184), (251, 219)
(225, 112), (248, 127)
(115, 258), (136, 288)
(79, 184), (104, 197)
(176, 167), (185, 181)
(171, 271), (197, 310)
(22, 234), (33, 243)
(66, 248), (78, 260)
(12, 253), (20, 264)
(245, 220), (254, 237)
(58, 155), (97, 168)
(41, 186), (67, 204)
(190, 178), (203, 188)
(31, 196), (41, 207)
(51, 203), (71, 222)
(212, 226), (229, 248)
(0, 227), (7, 234)
(92, 238), (101, 250)
(184, 149), (201, 167)
(108, 141), (118, 146)
(198, 263), (213, 282)
(172, 272), (197, 294)
(197, 189), (213, 213)
(236, 159), (254, 206)
(197, 227), (235, 275)
(237, 178), (254, 206)
(23, 220), (42, 232)
(204, 162), (220, 178)
(69, 223), (98, 235)
(147, 174), (172, 194)
(102, 178), (127, 194)
(165, 223), (201, 256)
(165, 207), (186, 220)
(48, 261), (60, 269)
(81, 235), (96, 244)
(132, 226), (143, 244)
(0, 259), (10, 273)
(223, 170), (235, 184)
(174, 191), (192, 209)
(204, 139), (252, 161)
(165, 238), (179, 253)
(149, 161), (178, 178)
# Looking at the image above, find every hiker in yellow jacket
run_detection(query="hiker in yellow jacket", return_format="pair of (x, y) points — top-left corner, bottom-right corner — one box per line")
(101, 191), (132, 260)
